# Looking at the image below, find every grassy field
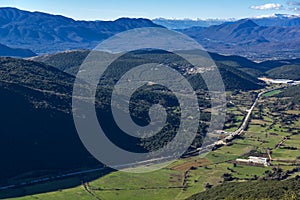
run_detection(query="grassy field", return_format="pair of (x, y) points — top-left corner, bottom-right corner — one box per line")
(263, 89), (282, 97)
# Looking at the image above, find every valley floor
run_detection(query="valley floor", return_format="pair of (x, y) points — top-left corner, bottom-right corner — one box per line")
(5, 84), (300, 200)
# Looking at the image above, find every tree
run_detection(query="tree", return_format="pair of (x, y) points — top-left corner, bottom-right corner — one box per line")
(222, 173), (233, 182)
(205, 183), (213, 190)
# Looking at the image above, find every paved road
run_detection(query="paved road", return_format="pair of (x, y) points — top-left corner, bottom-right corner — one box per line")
(228, 87), (285, 138)
(192, 87), (287, 155)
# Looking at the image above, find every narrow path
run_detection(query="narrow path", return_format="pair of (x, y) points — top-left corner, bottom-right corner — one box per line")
(275, 137), (288, 149)
(82, 180), (102, 200)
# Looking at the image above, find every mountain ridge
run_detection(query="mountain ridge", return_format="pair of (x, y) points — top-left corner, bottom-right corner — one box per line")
(0, 7), (163, 53)
(154, 14), (300, 29)
(178, 18), (300, 60)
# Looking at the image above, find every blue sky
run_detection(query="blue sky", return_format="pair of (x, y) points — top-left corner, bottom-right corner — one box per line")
(1, 0), (300, 20)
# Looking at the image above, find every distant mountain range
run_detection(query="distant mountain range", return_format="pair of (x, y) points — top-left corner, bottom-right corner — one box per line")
(154, 15), (300, 60)
(1, 7), (300, 60)
(0, 7), (162, 53)
(154, 14), (300, 29)
(178, 19), (300, 60)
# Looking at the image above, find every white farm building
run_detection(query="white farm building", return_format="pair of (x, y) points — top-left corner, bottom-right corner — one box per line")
(269, 79), (294, 84)
(236, 156), (270, 167)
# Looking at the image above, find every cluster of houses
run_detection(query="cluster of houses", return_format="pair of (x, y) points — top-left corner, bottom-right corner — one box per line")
(236, 156), (270, 167)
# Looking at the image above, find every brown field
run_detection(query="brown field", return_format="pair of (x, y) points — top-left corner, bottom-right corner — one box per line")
(251, 119), (266, 125)
(286, 110), (300, 115)
(171, 158), (211, 172)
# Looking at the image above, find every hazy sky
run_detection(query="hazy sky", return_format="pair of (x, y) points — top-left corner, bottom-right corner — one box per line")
(1, 0), (300, 20)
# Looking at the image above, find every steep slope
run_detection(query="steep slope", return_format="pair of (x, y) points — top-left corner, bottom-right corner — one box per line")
(216, 63), (264, 90)
(0, 7), (162, 53)
(0, 57), (101, 182)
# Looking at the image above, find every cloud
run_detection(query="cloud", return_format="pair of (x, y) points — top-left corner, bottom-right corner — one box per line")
(250, 3), (283, 10)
